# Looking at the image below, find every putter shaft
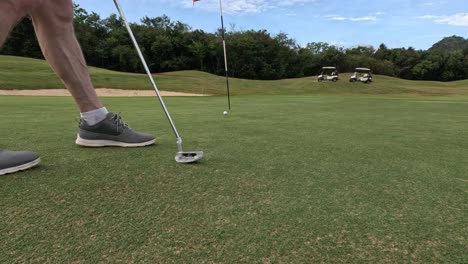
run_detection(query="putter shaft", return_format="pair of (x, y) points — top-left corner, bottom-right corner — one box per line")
(113, 0), (182, 144)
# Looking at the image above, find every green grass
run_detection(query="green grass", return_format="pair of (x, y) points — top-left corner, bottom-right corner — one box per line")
(0, 95), (466, 263)
(1, 55), (468, 96)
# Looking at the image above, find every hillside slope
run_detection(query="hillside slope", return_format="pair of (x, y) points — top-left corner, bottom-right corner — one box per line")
(1, 55), (467, 96)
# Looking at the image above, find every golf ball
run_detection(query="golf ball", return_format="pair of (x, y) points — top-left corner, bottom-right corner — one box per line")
(223, 111), (228, 115)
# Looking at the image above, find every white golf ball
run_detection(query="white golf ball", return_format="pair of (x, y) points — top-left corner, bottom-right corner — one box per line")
(223, 111), (228, 115)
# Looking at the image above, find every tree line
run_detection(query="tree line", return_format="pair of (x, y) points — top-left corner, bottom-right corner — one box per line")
(1, 4), (467, 81)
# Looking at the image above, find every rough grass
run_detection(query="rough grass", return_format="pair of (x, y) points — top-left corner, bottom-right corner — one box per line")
(1, 55), (467, 96)
(0, 95), (466, 263)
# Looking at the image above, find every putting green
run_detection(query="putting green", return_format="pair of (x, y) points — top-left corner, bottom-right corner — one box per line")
(0, 95), (466, 262)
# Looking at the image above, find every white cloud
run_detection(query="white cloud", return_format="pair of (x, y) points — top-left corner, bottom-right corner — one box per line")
(417, 15), (438, 19)
(423, 1), (448, 7)
(418, 13), (468, 27)
(171, 0), (316, 14)
(330, 16), (347, 21)
(349, 16), (377, 21)
(326, 15), (347, 21)
(434, 13), (468, 26)
(325, 13), (380, 22)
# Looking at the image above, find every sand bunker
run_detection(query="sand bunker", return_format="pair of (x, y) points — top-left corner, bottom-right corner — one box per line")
(0, 88), (210, 97)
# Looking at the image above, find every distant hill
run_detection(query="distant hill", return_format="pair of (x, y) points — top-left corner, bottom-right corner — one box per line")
(429, 35), (468, 52)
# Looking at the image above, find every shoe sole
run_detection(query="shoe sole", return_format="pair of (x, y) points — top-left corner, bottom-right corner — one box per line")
(0, 158), (41, 176)
(75, 135), (156, 147)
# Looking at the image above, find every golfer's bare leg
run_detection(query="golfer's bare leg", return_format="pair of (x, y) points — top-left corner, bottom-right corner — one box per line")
(29, 0), (102, 112)
(0, 1), (22, 47)
(0, 1), (42, 173)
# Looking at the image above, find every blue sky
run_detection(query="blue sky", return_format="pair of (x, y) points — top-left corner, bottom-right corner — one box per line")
(75, 0), (467, 50)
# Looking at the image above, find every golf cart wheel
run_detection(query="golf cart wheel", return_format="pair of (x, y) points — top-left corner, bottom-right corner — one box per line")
(332, 78), (337, 82)
(350, 79), (356, 83)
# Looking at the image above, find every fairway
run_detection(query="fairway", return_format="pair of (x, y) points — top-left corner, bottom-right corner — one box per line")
(0, 95), (466, 262)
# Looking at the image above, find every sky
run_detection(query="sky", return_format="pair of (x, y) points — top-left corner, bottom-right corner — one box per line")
(75, 0), (467, 50)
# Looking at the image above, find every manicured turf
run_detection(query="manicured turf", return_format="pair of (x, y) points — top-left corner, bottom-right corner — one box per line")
(0, 95), (466, 262)
(1, 55), (468, 96)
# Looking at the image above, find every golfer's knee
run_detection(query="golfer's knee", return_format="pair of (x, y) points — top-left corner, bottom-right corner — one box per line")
(30, 0), (74, 30)
(0, 0), (21, 18)
(54, 0), (74, 23)
(48, 0), (74, 22)
(9, 0), (41, 16)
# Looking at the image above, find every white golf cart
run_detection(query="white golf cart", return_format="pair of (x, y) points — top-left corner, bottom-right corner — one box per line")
(349, 68), (373, 83)
(317, 67), (339, 82)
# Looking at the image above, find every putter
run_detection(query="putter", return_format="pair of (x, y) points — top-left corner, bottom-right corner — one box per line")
(113, 0), (203, 164)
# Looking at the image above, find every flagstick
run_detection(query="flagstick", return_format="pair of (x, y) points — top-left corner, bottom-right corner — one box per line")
(219, 0), (231, 111)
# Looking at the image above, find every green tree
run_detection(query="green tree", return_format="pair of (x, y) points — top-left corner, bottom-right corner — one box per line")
(189, 40), (207, 70)
(1, 4), (466, 81)
(1, 17), (42, 58)
(412, 60), (436, 80)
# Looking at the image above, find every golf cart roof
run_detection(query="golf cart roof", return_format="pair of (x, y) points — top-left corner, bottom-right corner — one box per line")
(355, 68), (371, 71)
(322, 67), (336, 70)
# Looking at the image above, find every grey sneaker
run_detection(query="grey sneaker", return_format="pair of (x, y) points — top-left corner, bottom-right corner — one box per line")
(0, 149), (41, 176)
(76, 113), (156, 147)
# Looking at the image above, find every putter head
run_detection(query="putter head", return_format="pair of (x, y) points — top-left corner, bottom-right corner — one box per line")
(175, 151), (204, 164)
